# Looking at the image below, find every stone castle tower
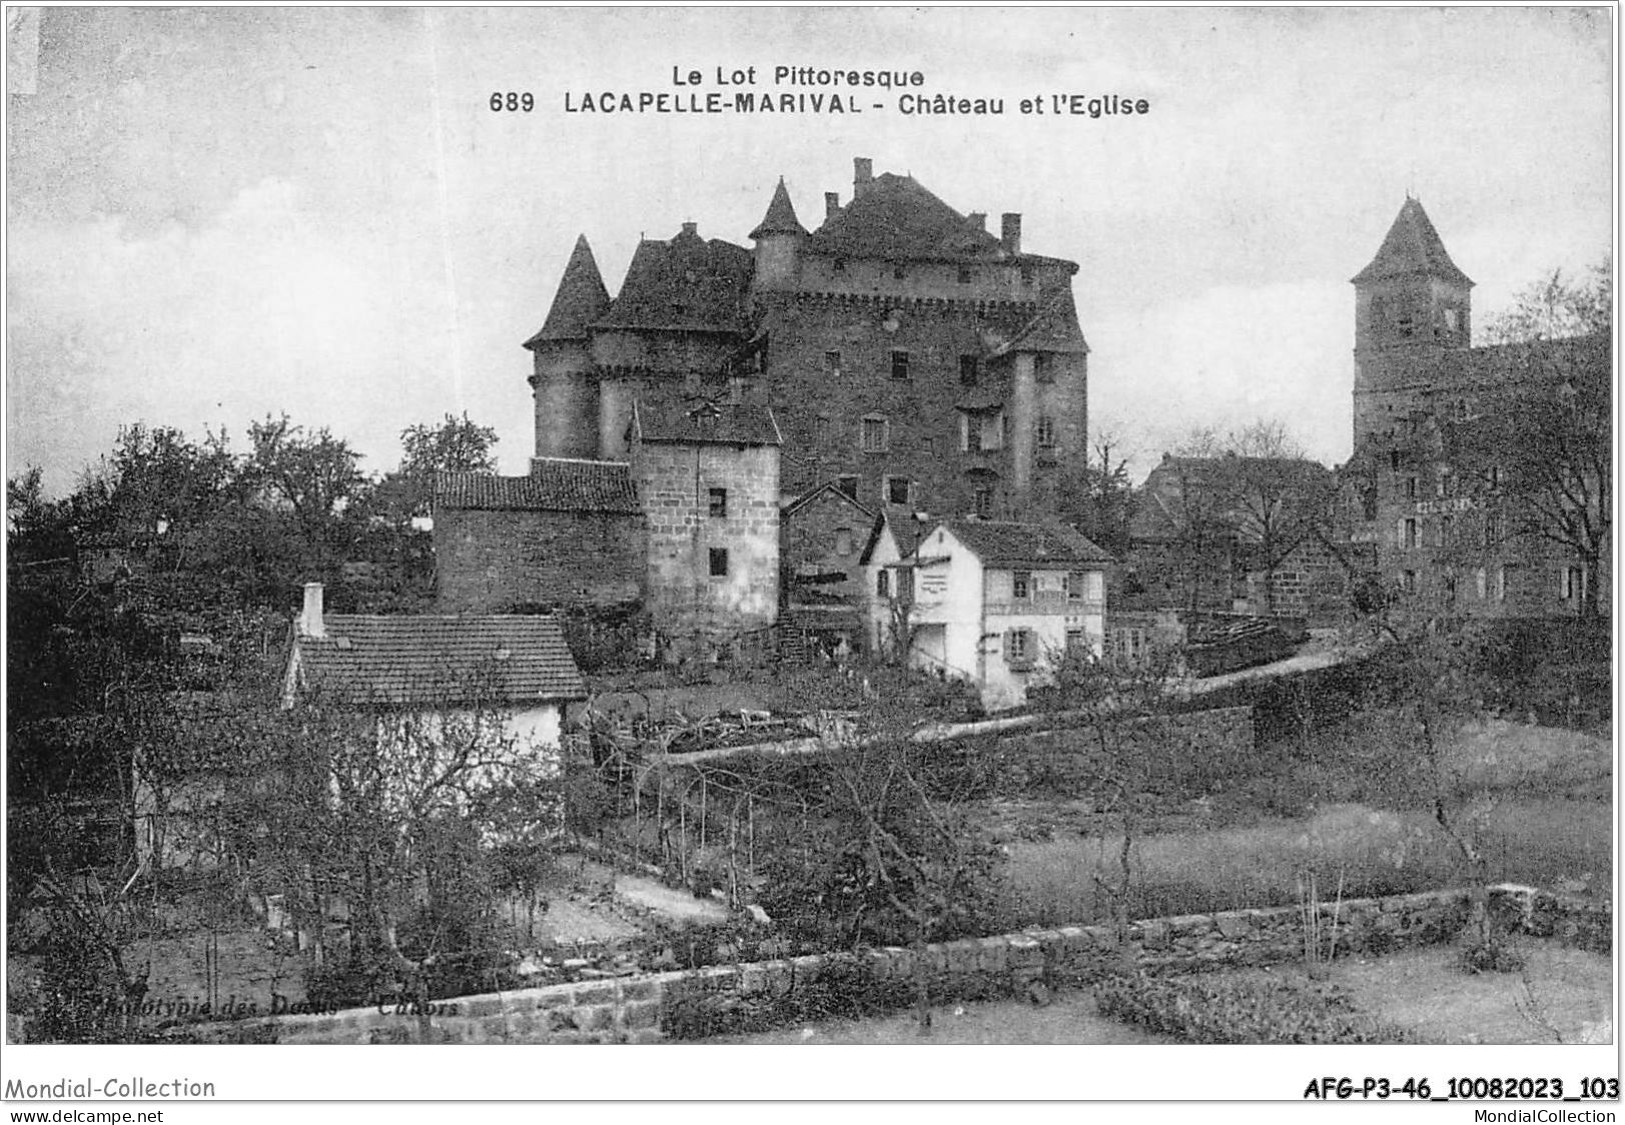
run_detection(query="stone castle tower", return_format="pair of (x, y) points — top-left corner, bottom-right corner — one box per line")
(1350, 196), (1475, 447)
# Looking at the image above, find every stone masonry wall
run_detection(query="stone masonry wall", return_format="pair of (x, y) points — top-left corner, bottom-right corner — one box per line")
(182, 885), (1606, 1044)
(636, 442), (780, 645)
(434, 507), (645, 614)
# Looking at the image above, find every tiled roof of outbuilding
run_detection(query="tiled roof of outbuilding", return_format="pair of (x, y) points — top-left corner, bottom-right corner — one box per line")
(939, 519), (1112, 567)
(290, 615), (587, 706)
(435, 461), (641, 515)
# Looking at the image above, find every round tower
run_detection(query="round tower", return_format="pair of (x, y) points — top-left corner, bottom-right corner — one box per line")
(748, 176), (807, 293)
(524, 234), (610, 461)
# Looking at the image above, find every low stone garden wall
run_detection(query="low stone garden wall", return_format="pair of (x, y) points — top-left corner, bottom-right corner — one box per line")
(180, 883), (1607, 1044)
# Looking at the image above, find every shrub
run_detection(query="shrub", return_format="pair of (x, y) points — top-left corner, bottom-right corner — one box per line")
(1095, 971), (1411, 1044)
(1460, 937), (1527, 975)
(660, 953), (917, 1040)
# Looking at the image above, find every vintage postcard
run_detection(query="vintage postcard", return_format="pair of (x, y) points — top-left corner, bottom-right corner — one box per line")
(3, 5), (1614, 1114)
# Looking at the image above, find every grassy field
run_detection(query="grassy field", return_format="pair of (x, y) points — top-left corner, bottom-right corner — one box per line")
(999, 797), (1611, 928)
(717, 941), (1611, 1046)
(994, 717), (1612, 930)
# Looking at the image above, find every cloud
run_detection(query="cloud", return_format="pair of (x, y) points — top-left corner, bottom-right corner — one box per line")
(7, 176), (461, 493)
(1090, 279), (1353, 480)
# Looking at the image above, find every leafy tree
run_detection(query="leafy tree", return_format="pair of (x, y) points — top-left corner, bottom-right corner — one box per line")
(1454, 262), (1611, 618)
(401, 411), (499, 480)
(245, 413), (373, 577)
(380, 412), (500, 521)
(1482, 257), (1611, 344)
(1210, 422), (1337, 616)
(1370, 591), (1511, 966)
(267, 669), (561, 1026)
(1058, 430), (1137, 559)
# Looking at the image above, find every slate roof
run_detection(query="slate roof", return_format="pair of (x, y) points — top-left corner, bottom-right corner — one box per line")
(525, 235), (611, 348)
(1352, 198), (1474, 287)
(434, 460), (641, 515)
(940, 519), (1112, 567)
(290, 615), (587, 706)
(597, 226), (753, 333)
(749, 177), (809, 240)
(809, 173), (1006, 262)
(782, 480), (874, 520)
(631, 401), (782, 446)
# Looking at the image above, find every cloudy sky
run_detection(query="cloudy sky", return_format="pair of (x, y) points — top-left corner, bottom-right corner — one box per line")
(7, 7), (1613, 495)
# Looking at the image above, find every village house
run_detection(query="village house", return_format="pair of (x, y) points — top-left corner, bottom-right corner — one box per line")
(876, 519), (1111, 710)
(280, 583), (587, 790)
(779, 480), (876, 658)
(1125, 452), (1364, 628)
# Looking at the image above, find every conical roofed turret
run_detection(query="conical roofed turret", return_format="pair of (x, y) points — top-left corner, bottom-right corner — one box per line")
(749, 177), (808, 240)
(524, 234), (611, 349)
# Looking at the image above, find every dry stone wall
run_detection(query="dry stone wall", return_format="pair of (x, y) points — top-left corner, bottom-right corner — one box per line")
(182, 884), (1605, 1044)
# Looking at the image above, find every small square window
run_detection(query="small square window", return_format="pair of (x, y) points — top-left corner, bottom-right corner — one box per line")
(893, 265), (906, 280)
(921, 437), (935, 458)
(890, 350), (910, 381)
(709, 548), (729, 578)
(1033, 354), (1053, 383)
(887, 477), (910, 505)
(1012, 570), (1030, 599)
(959, 356), (979, 385)
(1020, 266), (1034, 286)
(824, 350), (841, 376)
(833, 257), (847, 274)
(957, 267), (973, 284)
(708, 488), (727, 518)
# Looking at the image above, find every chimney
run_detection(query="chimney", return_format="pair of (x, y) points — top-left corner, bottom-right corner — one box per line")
(1000, 213), (1022, 255)
(824, 191), (840, 219)
(300, 581), (325, 639)
(853, 157), (873, 197)
(968, 211), (987, 232)
(680, 221), (698, 238)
